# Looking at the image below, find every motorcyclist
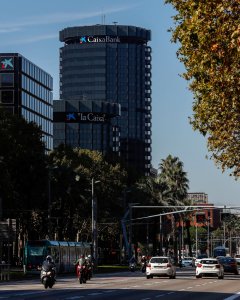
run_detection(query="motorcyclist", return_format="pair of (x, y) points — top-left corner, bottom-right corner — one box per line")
(75, 254), (87, 282)
(85, 255), (94, 279)
(41, 255), (56, 281)
(141, 255), (147, 272)
(129, 256), (137, 271)
(75, 254), (86, 267)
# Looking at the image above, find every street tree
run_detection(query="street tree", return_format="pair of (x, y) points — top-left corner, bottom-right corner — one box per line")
(0, 109), (48, 239)
(165, 0), (240, 177)
(48, 145), (127, 241)
(158, 154), (189, 257)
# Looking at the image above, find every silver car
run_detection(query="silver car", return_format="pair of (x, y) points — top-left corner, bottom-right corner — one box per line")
(146, 256), (176, 279)
(196, 258), (224, 279)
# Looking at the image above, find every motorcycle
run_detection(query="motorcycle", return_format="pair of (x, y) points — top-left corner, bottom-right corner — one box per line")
(129, 262), (136, 272)
(77, 264), (87, 284)
(86, 263), (93, 280)
(141, 261), (147, 273)
(41, 266), (56, 289)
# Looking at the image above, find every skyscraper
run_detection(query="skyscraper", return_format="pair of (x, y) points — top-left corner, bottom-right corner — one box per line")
(54, 25), (152, 175)
(0, 53), (53, 150)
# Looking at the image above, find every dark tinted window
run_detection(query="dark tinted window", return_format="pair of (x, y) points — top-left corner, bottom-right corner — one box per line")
(0, 73), (14, 87)
(0, 90), (14, 103)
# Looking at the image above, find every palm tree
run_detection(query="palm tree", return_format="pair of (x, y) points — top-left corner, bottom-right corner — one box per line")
(157, 155), (189, 259)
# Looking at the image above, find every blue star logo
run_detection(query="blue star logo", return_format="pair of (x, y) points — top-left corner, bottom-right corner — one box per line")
(66, 113), (76, 121)
(80, 36), (87, 43)
(1, 58), (14, 69)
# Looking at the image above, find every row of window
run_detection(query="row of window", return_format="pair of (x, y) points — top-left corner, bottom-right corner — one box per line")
(21, 57), (53, 89)
(22, 75), (53, 104)
(22, 108), (53, 135)
(21, 91), (52, 120)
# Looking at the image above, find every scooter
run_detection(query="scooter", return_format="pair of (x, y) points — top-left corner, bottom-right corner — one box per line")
(41, 267), (56, 289)
(129, 262), (136, 272)
(141, 261), (147, 273)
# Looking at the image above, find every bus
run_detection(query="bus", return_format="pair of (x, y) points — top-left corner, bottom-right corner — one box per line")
(23, 240), (91, 274)
(213, 246), (229, 258)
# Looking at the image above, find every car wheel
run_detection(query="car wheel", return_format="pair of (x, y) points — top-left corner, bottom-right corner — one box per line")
(146, 275), (151, 279)
(196, 275), (201, 278)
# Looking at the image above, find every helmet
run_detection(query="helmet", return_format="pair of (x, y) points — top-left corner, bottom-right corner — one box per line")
(46, 255), (52, 262)
(88, 255), (91, 259)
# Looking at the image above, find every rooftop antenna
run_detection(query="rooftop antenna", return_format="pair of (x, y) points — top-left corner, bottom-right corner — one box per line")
(113, 21), (118, 25)
(102, 14), (105, 25)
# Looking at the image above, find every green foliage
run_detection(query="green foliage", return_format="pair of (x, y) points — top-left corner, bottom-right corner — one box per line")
(0, 109), (48, 217)
(165, 0), (240, 177)
(48, 145), (128, 240)
(158, 155), (189, 205)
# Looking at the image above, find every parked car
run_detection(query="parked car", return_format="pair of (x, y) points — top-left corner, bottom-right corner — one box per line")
(218, 257), (239, 275)
(196, 258), (224, 279)
(181, 257), (194, 267)
(194, 254), (208, 267)
(235, 254), (240, 265)
(146, 256), (176, 279)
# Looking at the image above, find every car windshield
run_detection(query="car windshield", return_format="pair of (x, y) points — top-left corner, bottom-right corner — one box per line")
(183, 257), (192, 260)
(150, 257), (169, 264)
(197, 254), (208, 259)
(220, 258), (235, 263)
(200, 259), (218, 264)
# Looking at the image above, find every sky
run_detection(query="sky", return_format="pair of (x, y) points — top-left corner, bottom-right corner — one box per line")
(1, 0), (240, 207)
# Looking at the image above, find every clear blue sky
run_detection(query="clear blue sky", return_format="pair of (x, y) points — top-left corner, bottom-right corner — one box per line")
(1, 0), (240, 206)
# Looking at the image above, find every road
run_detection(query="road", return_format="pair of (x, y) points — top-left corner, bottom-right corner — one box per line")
(0, 268), (240, 300)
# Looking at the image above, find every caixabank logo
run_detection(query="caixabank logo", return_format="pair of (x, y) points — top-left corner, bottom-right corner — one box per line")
(80, 35), (120, 44)
(0, 57), (14, 70)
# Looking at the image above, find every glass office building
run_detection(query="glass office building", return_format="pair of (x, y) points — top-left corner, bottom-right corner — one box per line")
(55, 25), (152, 175)
(0, 53), (53, 150)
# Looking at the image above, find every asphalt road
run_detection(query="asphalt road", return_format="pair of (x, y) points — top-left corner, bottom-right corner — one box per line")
(0, 267), (240, 300)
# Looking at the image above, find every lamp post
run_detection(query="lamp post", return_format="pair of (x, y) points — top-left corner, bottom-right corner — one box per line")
(92, 178), (100, 268)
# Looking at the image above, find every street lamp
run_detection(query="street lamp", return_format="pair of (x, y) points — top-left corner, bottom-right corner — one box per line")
(92, 178), (100, 268)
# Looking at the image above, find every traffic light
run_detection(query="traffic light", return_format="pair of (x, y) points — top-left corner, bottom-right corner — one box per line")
(196, 214), (205, 223)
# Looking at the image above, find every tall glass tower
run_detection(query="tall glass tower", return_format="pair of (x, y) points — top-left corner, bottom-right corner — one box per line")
(0, 53), (53, 151)
(55, 25), (152, 175)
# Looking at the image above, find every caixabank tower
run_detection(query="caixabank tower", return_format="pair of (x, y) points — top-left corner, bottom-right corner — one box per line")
(54, 25), (152, 176)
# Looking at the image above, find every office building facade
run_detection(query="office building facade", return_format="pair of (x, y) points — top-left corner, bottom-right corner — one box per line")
(0, 53), (53, 150)
(54, 25), (152, 175)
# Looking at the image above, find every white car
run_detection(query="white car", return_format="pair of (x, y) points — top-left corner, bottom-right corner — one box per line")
(181, 257), (193, 267)
(196, 258), (224, 279)
(235, 254), (240, 265)
(194, 254), (208, 267)
(146, 256), (176, 279)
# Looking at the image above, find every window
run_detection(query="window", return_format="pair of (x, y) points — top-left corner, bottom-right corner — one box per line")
(0, 90), (14, 103)
(0, 73), (14, 87)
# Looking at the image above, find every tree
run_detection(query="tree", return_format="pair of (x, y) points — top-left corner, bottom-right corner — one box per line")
(158, 155), (189, 204)
(48, 145), (127, 241)
(0, 109), (48, 217)
(165, 0), (240, 177)
(158, 155), (189, 258)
